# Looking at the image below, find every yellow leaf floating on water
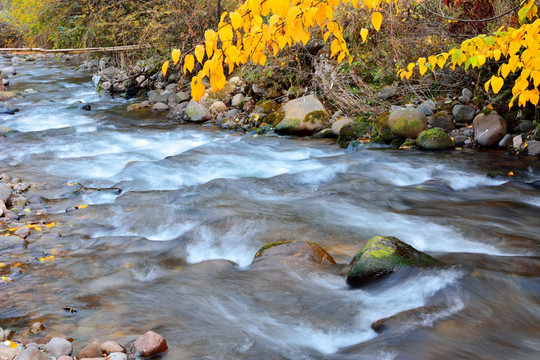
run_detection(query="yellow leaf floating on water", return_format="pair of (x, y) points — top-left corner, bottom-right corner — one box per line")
(508, 171), (514, 176)
(77, 204), (88, 209)
(47, 221), (56, 228)
(38, 256), (55, 262)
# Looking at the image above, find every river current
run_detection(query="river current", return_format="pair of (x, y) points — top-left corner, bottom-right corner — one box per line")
(1, 58), (540, 359)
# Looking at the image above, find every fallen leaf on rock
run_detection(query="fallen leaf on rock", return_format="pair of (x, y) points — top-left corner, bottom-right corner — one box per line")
(38, 256), (55, 262)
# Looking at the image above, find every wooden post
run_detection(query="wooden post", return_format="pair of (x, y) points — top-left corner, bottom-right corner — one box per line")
(120, 51), (126, 68)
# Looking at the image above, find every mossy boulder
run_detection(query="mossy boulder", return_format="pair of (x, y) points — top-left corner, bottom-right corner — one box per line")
(275, 95), (329, 135)
(374, 112), (395, 142)
(346, 236), (441, 288)
(337, 121), (372, 148)
(184, 100), (211, 123)
(253, 241), (336, 265)
(416, 128), (455, 150)
(388, 108), (428, 138)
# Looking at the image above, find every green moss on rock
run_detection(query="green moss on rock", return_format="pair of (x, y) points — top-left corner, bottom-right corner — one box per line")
(337, 122), (372, 148)
(347, 236), (441, 288)
(416, 128), (455, 150)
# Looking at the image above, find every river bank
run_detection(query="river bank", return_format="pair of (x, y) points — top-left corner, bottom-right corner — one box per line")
(1, 54), (540, 360)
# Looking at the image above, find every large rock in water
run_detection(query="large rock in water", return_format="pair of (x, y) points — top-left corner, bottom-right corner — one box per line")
(388, 108), (427, 138)
(134, 331), (168, 357)
(473, 111), (507, 147)
(184, 100), (211, 122)
(275, 95), (329, 135)
(346, 236), (441, 288)
(416, 128), (455, 150)
(253, 241), (336, 265)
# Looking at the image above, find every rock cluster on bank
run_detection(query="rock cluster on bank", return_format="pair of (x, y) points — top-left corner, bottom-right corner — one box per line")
(0, 328), (167, 360)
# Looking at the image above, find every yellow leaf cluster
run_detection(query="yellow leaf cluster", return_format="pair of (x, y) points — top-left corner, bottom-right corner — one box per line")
(165, 0), (391, 101)
(401, 0), (540, 109)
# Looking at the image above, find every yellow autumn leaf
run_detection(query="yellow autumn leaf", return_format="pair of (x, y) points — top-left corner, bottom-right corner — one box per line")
(162, 61), (169, 77)
(78, 204), (88, 209)
(371, 11), (383, 32)
(360, 28), (368, 42)
(271, 0), (289, 18)
(184, 54), (195, 74)
(230, 11), (242, 29)
(491, 76), (504, 94)
(195, 45), (205, 64)
(172, 49), (181, 65)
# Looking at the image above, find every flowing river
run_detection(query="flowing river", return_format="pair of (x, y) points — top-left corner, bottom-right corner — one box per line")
(1, 58), (540, 360)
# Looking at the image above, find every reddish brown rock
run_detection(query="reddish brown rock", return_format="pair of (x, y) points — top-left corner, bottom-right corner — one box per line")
(253, 241), (337, 265)
(57, 356), (73, 360)
(76, 341), (101, 359)
(133, 331), (168, 357)
(100, 341), (125, 354)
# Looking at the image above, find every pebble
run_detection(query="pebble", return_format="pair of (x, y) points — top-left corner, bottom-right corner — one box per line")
(134, 331), (168, 357)
(0, 183), (11, 203)
(513, 135), (523, 149)
(13, 348), (48, 360)
(0, 346), (21, 360)
(45, 337), (73, 358)
(108, 352), (127, 360)
(14, 226), (30, 239)
(101, 341), (126, 354)
(29, 322), (45, 334)
(58, 356), (73, 360)
(76, 341), (101, 359)
(0, 235), (25, 251)
(498, 134), (512, 148)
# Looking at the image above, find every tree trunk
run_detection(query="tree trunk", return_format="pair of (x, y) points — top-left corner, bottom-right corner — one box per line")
(0, 71), (4, 92)
(217, 0), (222, 25)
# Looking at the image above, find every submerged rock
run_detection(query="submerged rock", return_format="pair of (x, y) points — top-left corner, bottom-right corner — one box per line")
(275, 95), (329, 135)
(346, 236), (441, 288)
(45, 337), (73, 358)
(416, 128), (455, 150)
(253, 241), (336, 265)
(388, 108), (427, 138)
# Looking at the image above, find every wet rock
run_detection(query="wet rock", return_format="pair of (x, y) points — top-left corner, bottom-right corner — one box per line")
(527, 141), (540, 156)
(416, 129), (454, 150)
(429, 112), (455, 132)
(0, 91), (16, 102)
(0, 235), (25, 251)
(331, 117), (353, 137)
(76, 341), (101, 359)
(57, 356), (73, 360)
(222, 109), (240, 121)
(313, 128), (334, 138)
(45, 337), (73, 358)
(337, 122), (372, 147)
(513, 135), (523, 150)
(275, 95), (329, 135)
(108, 352), (127, 360)
(453, 136), (468, 147)
(184, 100), (211, 123)
(371, 306), (444, 334)
(150, 102), (169, 112)
(253, 241), (336, 265)
(473, 111), (507, 147)
(100, 341), (125, 354)
(519, 120), (535, 133)
(417, 100), (436, 116)
(498, 134), (512, 148)
(133, 331), (168, 358)
(452, 105), (476, 123)
(0, 67), (16, 75)
(346, 236), (441, 288)
(80, 103), (91, 111)
(231, 93), (245, 107)
(0, 346), (21, 360)
(388, 108), (427, 138)
(12, 348), (48, 360)
(148, 90), (172, 104)
(24, 344), (39, 351)
(166, 104), (184, 122)
(1, 329), (14, 340)
(27, 195), (46, 206)
(126, 102), (150, 111)
(29, 322), (45, 334)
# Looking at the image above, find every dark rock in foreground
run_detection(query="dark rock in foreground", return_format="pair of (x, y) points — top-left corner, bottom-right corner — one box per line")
(347, 236), (441, 288)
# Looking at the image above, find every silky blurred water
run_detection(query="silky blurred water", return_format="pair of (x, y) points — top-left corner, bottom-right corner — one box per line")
(1, 57), (539, 360)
